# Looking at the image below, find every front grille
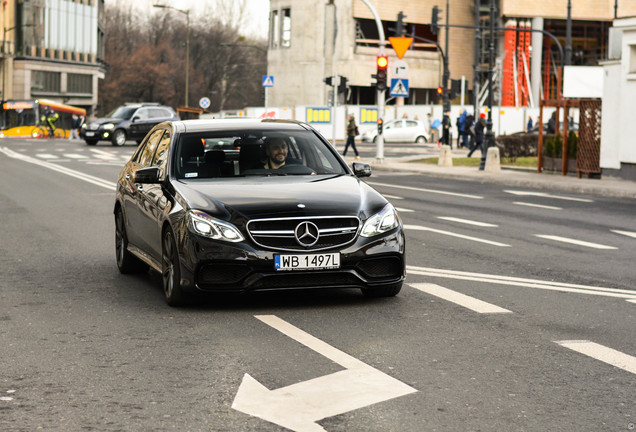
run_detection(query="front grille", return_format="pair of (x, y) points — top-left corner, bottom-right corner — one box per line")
(249, 272), (361, 290)
(247, 216), (360, 251)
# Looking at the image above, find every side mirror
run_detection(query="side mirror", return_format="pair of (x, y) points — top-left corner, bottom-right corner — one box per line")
(134, 166), (160, 184)
(352, 162), (371, 178)
(132, 116), (140, 122)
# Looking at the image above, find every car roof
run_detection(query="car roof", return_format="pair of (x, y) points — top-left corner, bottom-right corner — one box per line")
(170, 118), (312, 134)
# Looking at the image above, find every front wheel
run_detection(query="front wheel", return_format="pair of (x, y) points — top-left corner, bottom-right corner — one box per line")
(162, 228), (186, 307)
(361, 282), (402, 298)
(415, 135), (427, 144)
(111, 129), (127, 146)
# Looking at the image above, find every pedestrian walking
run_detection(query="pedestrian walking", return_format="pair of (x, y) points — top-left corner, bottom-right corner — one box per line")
(467, 113), (486, 157)
(70, 114), (80, 139)
(456, 110), (470, 148)
(343, 114), (360, 159)
(464, 113), (475, 148)
(526, 116), (533, 132)
(442, 111), (451, 148)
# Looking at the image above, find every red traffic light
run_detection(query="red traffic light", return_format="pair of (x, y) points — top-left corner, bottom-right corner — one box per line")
(437, 87), (443, 94)
(376, 55), (388, 69)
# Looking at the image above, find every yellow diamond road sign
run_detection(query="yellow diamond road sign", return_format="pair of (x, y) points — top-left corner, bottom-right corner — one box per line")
(389, 37), (413, 60)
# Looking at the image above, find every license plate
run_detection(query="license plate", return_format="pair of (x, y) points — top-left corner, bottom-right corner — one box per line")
(275, 253), (340, 271)
(85, 131), (95, 136)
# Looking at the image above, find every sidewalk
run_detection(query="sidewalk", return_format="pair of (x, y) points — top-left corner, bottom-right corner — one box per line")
(344, 147), (636, 199)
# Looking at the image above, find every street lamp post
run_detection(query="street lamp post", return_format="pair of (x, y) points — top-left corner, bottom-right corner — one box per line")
(153, 4), (190, 107)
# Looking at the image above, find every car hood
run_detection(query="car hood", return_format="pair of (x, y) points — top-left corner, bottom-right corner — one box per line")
(90, 117), (127, 125)
(173, 175), (388, 221)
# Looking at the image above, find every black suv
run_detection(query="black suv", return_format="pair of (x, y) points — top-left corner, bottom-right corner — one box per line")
(81, 103), (179, 146)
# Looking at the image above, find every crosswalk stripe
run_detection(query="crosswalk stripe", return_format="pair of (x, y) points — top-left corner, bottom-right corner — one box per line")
(36, 153), (59, 159)
(65, 153), (88, 159)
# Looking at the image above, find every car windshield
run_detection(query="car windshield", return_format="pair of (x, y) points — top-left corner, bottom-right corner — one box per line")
(107, 106), (137, 120)
(175, 128), (348, 179)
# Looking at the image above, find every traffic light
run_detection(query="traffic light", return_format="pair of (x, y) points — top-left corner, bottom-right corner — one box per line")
(431, 6), (441, 35)
(395, 11), (407, 37)
(377, 118), (384, 135)
(376, 55), (388, 91)
(323, 76), (334, 87)
(338, 76), (349, 95)
(450, 79), (461, 99)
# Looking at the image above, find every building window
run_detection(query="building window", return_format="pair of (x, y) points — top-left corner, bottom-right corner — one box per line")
(630, 45), (636, 74)
(270, 10), (279, 48)
(281, 8), (291, 48)
(67, 73), (93, 94)
(31, 70), (61, 93)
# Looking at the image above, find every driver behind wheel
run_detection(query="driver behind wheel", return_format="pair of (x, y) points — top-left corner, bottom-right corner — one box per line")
(263, 137), (301, 169)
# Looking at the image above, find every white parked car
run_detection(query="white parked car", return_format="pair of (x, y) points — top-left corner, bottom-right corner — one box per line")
(361, 119), (429, 144)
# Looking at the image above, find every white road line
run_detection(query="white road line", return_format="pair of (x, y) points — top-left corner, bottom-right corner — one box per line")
(409, 283), (512, 314)
(89, 149), (121, 160)
(404, 224), (510, 247)
(35, 153), (59, 159)
(367, 181), (483, 199)
(611, 229), (636, 239)
(437, 216), (498, 227)
(406, 265), (636, 300)
(555, 340), (636, 375)
(534, 234), (617, 250)
(504, 190), (593, 202)
(0, 147), (116, 190)
(382, 194), (403, 200)
(65, 153), (88, 159)
(395, 207), (414, 213)
(514, 201), (562, 210)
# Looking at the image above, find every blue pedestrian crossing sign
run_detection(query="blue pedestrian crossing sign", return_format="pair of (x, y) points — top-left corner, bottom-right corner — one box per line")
(262, 75), (274, 87)
(390, 78), (409, 97)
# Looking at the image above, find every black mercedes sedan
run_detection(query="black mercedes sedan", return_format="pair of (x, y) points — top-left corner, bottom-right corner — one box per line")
(114, 119), (405, 306)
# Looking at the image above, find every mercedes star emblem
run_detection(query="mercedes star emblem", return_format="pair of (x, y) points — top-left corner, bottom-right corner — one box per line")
(295, 221), (320, 247)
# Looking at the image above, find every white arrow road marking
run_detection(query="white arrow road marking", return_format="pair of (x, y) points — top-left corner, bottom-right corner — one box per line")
(0, 147), (116, 190)
(555, 340), (636, 375)
(232, 315), (417, 432)
(406, 265), (636, 301)
(437, 216), (498, 227)
(503, 190), (593, 202)
(367, 181), (483, 199)
(534, 234), (617, 250)
(513, 201), (562, 210)
(611, 229), (636, 239)
(404, 224), (511, 247)
(409, 283), (512, 314)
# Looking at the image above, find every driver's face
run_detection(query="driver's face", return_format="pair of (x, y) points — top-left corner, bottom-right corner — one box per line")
(267, 141), (288, 163)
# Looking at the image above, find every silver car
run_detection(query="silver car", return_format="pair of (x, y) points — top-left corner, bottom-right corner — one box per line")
(361, 119), (429, 144)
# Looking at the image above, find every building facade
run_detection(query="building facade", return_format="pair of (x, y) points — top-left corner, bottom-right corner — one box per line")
(1, 0), (105, 114)
(267, 0), (636, 109)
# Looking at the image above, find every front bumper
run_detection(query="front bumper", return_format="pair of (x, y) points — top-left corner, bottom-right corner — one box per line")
(83, 129), (111, 141)
(177, 229), (406, 294)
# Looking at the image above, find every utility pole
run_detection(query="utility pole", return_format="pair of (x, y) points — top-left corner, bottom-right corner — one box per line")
(565, 0), (572, 66)
(473, 0), (481, 117)
(480, 0), (496, 171)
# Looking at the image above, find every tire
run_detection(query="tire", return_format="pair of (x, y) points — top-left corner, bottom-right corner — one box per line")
(361, 282), (402, 298)
(54, 128), (66, 139)
(31, 126), (46, 139)
(415, 135), (427, 144)
(162, 228), (186, 307)
(111, 129), (127, 146)
(85, 140), (98, 146)
(115, 209), (147, 274)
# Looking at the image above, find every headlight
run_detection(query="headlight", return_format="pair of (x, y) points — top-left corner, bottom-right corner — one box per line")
(361, 203), (400, 237)
(102, 123), (115, 130)
(188, 210), (244, 242)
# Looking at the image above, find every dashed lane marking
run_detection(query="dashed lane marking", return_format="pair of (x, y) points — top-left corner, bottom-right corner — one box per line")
(534, 234), (618, 250)
(504, 190), (593, 202)
(404, 224), (511, 247)
(513, 201), (562, 210)
(437, 216), (498, 227)
(555, 340), (636, 375)
(409, 283), (512, 314)
(611, 229), (636, 239)
(367, 181), (483, 200)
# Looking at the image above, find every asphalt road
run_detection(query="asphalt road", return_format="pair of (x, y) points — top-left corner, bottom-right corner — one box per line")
(1, 138), (634, 432)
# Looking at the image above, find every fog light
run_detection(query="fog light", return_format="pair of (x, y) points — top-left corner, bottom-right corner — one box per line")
(103, 132), (110, 138)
